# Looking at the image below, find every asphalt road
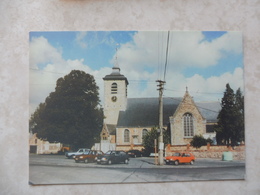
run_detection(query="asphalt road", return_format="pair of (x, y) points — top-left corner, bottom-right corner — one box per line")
(29, 154), (245, 185)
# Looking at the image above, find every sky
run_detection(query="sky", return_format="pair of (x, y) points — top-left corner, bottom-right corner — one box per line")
(29, 31), (244, 115)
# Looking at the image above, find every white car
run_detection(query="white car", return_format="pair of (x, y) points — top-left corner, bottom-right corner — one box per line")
(65, 148), (90, 159)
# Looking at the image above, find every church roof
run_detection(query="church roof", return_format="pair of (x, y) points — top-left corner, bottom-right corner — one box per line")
(117, 97), (221, 128)
(196, 101), (221, 123)
(103, 66), (129, 85)
(107, 124), (117, 135)
(117, 97), (181, 127)
(103, 74), (129, 84)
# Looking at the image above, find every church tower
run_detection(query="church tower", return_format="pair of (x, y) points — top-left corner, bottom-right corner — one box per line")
(103, 54), (128, 125)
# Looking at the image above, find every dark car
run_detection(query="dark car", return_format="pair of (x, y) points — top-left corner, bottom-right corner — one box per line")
(74, 150), (103, 163)
(96, 150), (129, 165)
(127, 150), (143, 158)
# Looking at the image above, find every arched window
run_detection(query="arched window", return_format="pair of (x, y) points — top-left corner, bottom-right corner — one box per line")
(124, 129), (130, 142)
(111, 83), (117, 94)
(142, 129), (148, 139)
(183, 113), (194, 137)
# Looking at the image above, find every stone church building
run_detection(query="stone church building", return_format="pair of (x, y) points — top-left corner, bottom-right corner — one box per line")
(96, 64), (220, 152)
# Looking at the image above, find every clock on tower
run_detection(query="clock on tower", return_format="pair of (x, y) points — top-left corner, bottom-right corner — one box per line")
(111, 96), (117, 102)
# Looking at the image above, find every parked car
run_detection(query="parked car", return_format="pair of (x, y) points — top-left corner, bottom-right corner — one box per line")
(149, 153), (158, 157)
(164, 152), (195, 165)
(65, 148), (90, 159)
(96, 150), (129, 165)
(74, 150), (104, 163)
(127, 150), (143, 158)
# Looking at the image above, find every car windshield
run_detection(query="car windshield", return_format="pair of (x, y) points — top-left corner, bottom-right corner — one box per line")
(105, 150), (114, 155)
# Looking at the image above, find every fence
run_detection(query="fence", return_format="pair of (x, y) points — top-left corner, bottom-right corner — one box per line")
(166, 144), (245, 160)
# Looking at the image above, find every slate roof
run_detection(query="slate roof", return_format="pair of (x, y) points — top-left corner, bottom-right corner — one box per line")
(117, 97), (181, 127)
(106, 124), (116, 135)
(103, 70), (129, 85)
(196, 101), (221, 123)
(117, 97), (221, 128)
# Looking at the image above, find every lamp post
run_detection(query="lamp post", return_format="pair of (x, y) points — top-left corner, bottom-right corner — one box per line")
(156, 80), (165, 165)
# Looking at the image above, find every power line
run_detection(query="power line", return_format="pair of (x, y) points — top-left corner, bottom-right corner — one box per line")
(164, 95), (220, 113)
(164, 88), (223, 95)
(30, 83), (56, 85)
(30, 68), (159, 85)
(30, 80), (157, 86)
(157, 31), (168, 81)
(157, 32), (161, 80)
(30, 68), (67, 75)
(163, 31), (170, 81)
(159, 32), (164, 80)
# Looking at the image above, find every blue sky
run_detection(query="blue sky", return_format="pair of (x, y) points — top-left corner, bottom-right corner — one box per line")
(29, 31), (243, 114)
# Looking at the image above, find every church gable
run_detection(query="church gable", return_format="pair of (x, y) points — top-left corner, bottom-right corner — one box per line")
(173, 90), (205, 121)
(100, 123), (109, 140)
(170, 89), (206, 145)
(100, 124), (116, 140)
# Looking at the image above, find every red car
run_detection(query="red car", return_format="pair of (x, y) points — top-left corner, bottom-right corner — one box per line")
(74, 150), (103, 163)
(164, 152), (195, 165)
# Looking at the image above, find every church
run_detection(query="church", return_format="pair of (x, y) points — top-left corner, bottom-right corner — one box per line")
(96, 63), (221, 153)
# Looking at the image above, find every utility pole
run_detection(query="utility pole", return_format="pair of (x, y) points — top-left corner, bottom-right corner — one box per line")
(156, 79), (165, 165)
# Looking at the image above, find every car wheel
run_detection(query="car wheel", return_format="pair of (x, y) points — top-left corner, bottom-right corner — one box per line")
(71, 155), (75, 159)
(75, 160), (79, 163)
(174, 160), (179, 165)
(134, 154), (137, 158)
(84, 159), (88, 163)
(108, 160), (112, 165)
(124, 159), (129, 164)
(190, 160), (194, 165)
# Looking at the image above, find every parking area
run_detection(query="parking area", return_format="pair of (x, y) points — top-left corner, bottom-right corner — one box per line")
(29, 154), (245, 185)
(29, 154), (245, 169)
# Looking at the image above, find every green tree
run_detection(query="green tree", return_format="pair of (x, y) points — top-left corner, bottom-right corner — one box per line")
(30, 70), (103, 149)
(190, 135), (212, 148)
(234, 88), (245, 143)
(142, 127), (171, 156)
(215, 83), (244, 146)
(163, 124), (171, 146)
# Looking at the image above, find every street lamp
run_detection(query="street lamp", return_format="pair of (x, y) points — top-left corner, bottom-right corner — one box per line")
(156, 80), (165, 165)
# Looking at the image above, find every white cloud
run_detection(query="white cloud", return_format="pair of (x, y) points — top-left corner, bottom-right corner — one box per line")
(29, 32), (244, 115)
(164, 67), (244, 102)
(211, 31), (243, 54)
(76, 32), (88, 48)
(30, 36), (63, 67)
(122, 66), (244, 103)
(113, 31), (243, 102)
(117, 31), (242, 74)
(29, 36), (102, 114)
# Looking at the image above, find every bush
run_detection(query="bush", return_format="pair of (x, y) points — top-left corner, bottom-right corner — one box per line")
(206, 138), (213, 145)
(190, 135), (212, 148)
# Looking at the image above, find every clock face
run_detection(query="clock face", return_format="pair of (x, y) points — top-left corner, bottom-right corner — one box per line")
(111, 96), (117, 102)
